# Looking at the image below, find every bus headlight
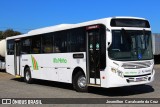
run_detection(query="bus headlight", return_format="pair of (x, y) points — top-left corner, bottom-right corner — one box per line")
(111, 68), (117, 73)
(111, 67), (123, 78)
(117, 70), (123, 78)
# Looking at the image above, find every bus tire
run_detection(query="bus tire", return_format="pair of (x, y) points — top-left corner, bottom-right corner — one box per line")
(73, 72), (88, 92)
(24, 68), (32, 84)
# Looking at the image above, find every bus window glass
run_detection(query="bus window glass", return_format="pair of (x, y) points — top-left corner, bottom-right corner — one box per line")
(54, 32), (67, 53)
(21, 38), (31, 54)
(68, 28), (86, 52)
(31, 36), (41, 54)
(7, 40), (14, 55)
(109, 30), (153, 61)
(42, 34), (53, 53)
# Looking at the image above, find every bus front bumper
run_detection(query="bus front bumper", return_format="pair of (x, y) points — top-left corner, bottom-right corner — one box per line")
(101, 69), (155, 88)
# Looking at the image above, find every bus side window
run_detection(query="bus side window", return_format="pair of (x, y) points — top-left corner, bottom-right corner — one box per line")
(68, 28), (86, 52)
(54, 33), (67, 53)
(21, 38), (31, 54)
(31, 36), (41, 54)
(42, 34), (53, 53)
(7, 40), (14, 55)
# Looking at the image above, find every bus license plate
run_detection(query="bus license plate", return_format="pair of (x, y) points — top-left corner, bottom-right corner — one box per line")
(136, 77), (144, 81)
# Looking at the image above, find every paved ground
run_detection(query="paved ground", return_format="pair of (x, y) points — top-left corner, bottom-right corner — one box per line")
(0, 64), (160, 107)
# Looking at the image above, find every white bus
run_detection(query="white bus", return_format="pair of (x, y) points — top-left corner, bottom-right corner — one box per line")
(5, 17), (155, 92)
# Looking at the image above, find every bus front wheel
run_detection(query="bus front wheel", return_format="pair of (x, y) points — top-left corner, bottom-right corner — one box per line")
(73, 72), (88, 92)
(24, 68), (32, 84)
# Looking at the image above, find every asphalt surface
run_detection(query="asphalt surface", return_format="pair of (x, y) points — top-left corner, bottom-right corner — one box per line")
(0, 64), (160, 107)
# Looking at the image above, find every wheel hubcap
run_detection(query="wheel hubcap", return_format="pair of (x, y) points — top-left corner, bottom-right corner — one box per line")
(26, 72), (30, 81)
(78, 76), (87, 88)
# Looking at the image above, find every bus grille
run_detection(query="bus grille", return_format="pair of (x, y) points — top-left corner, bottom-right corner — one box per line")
(122, 61), (151, 69)
(124, 73), (151, 77)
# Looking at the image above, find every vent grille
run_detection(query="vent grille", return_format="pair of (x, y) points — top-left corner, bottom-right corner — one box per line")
(122, 61), (151, 69)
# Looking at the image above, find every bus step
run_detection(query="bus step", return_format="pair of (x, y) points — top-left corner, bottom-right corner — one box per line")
(87, 84), (101, 87)
(15, 75), (21, 78)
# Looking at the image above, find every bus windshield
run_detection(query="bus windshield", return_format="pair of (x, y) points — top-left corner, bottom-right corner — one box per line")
(108, 30), (153, 61)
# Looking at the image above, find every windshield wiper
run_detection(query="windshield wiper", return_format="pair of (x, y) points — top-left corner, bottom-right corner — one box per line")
(121, 28), (125, 37)
(143, 29), (146, 36)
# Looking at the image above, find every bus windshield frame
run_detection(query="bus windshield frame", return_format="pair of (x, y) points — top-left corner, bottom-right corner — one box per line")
(108, 30), (153, 61)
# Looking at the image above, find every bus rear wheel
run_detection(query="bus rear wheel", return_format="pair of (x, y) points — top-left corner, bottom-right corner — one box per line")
(24, 68), (32, 84)
(73, 72), (88, 92)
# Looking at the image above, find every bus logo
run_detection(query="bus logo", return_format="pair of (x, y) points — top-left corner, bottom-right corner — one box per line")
(31, 55), (39, 70)
(53, 58), (67, 63)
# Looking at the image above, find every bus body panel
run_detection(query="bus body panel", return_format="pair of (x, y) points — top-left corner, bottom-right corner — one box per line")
(20, 52), (86, 83)
(6, 55), (14, 75)
(101, 59), (154, 88)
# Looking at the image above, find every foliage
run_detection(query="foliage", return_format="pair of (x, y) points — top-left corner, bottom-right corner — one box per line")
(0, 31), (3, 40)
(0, 29), (21, 40)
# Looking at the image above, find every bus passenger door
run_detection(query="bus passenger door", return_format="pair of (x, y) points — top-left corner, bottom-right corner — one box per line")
(87, 26), (101, 85)
(14, 40), (21, 76)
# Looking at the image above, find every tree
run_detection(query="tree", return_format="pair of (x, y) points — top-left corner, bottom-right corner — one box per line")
(2, 29), (21, 39)
(0, 29), (22, 40)
(0, 31), (3, 40)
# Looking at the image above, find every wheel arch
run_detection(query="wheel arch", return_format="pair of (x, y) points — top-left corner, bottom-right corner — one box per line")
(23, 65), (30, 77)
(72, 67), (85, 83)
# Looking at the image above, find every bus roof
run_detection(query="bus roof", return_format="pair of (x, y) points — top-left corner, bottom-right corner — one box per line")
(6, 16), (148, 40)
(28, 18), (109, 35)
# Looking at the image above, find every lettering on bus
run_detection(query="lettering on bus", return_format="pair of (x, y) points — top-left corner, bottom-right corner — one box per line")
(53, 58), (67, 63)
(124, 71), (137, 75)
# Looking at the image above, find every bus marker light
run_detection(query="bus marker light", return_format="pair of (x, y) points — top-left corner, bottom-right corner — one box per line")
(86, 25), (99, 30)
